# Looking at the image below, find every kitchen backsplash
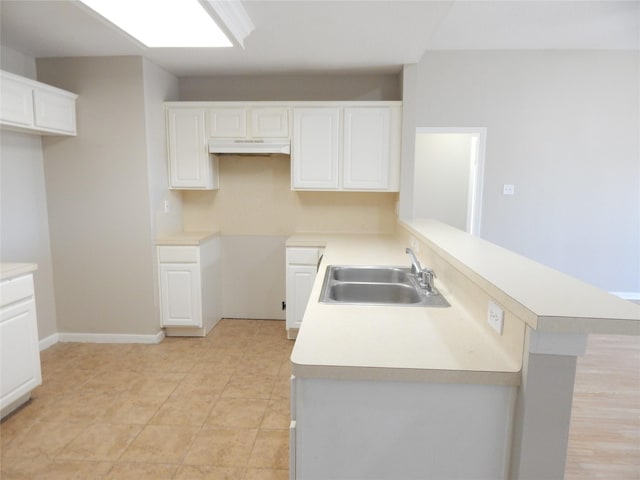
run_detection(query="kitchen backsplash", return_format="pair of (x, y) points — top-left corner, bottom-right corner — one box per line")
(182, 155), (398, 235)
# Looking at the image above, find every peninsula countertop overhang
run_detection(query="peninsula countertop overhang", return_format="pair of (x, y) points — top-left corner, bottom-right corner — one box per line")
(402, 219), (640, 335)
(288, 221), (640, 385)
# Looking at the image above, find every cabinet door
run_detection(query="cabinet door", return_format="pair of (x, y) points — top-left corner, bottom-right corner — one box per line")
(292, 108), (340, 190)
(0, 298), (41, 411)
(167, 108), (217, 189)
(33, 88), (77, 135)
(286, 264), (317, 330)
(159, 263), (202, 328)
(251, 108), (289, 138)
(207, 108), (247, 137)
(0, 76), (34, 127)
(343, 107), (391, 190)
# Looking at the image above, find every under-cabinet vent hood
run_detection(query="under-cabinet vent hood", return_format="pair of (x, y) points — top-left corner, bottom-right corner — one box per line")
(208, 138), (290, 155)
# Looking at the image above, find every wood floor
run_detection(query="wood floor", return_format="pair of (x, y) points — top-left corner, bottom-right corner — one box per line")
(565, 334), (640, 479)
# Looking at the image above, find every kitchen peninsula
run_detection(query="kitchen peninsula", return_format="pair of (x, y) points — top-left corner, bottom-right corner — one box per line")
(288, 219), (640, 480)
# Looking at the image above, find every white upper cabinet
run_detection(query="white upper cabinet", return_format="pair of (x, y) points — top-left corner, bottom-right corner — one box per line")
(251, 108), (289, 138)
(207, 108), (247, 137)
(0, 70), (77, 136)
(0, 75), (34, 127)
(207, 106), (289, 139)
(292, 103), (401, 192)
(165, 101), (400, 191)
(343, 107), (391, 190)
(292, 107), (340, 190)
(167, 107), (218, 190)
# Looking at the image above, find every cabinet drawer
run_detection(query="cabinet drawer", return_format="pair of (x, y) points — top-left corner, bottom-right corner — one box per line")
(158, 246), (199, 263)
(0, 274), (34, 308)
(286, 247), (321, 265)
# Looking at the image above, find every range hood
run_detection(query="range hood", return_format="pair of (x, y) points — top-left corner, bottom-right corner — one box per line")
(208, 138), (290, 155)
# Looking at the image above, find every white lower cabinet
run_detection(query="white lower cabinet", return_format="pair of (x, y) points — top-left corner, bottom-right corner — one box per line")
(290, 376), (516, 480)
(158, 237), (221, 336)
(0, 270), (42, 419)
(159, 263), (201, 327)
(285, 247), (323, 338)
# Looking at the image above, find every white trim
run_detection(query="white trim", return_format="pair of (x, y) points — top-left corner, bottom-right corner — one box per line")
(413, 127), (487, 236)
(528, 330), (588, 356)
(39, 333), (59, 351)
(610, 291), (640, 301)
(56, 330), (165, 344)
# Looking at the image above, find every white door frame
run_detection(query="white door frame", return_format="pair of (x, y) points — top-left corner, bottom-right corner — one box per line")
(414, 127), (487, 236)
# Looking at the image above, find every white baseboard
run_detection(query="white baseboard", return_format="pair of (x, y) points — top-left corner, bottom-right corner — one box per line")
(610, 291), (640, 301)
(40, 330), (165, 348)
(39, 333), (59, 351)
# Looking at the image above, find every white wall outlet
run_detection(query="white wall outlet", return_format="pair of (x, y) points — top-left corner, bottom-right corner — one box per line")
(503, 184), (515, 195)
(487, 300), (504, 335)
(163, 200), (169, 214)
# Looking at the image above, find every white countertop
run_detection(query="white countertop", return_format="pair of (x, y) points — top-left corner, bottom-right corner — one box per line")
(156, 229), (220, 246)
(403, 219), (640, 335)
(289, 221), (639, 385)
(289, 234), (523, 385)
(0, 263), (38, 281)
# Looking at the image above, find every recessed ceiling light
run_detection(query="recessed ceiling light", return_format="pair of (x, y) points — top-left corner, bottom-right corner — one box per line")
(79, 0), (236, 48)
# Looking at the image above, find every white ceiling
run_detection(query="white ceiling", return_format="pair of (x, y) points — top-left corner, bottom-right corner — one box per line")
(1, 0), (638, 77)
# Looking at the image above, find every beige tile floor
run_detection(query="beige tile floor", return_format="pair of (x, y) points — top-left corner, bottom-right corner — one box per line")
(1, 319), (292, 480)
(2, 321), (638, 479)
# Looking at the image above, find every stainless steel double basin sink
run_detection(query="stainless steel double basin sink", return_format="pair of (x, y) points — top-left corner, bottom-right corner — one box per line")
(319, 265), (450, 307)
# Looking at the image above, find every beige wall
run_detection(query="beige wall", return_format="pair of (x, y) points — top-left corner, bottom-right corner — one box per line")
(179, 73), (401, 101)
(402, 50), (639, 294)
(37, 56), (171, 336)
(182, 155), (398, 235)
(0, 45), (58, 341)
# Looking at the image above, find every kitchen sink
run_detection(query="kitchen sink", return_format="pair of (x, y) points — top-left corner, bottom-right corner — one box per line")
(328, 283), (422, 304)
(331, 266), (411, 284)
(319, 265), (450, 307)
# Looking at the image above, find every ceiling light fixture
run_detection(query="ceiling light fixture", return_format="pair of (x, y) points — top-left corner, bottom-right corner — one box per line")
(78, 0), (254, 48)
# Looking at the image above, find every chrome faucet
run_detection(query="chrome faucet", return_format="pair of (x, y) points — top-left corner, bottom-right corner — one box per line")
(405, 248), (437, 293)
(406, 247), (422, 275)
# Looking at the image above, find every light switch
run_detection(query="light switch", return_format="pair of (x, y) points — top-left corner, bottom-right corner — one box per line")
(503, 184), (515, 195)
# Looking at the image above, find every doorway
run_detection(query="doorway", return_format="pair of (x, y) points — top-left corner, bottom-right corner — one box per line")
(413, 127), (486, 235)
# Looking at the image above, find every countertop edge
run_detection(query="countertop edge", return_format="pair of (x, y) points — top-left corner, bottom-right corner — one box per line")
(291, 363), (521, 386)
(156, 229), (221, 246)
(0, 263), (38, 281)
(399, 218), (640, 335)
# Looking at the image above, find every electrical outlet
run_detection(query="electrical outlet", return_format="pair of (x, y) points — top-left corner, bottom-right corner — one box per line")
(163, 200), (169, 213)
(487, 300), (504, 335)
(503, 184), (515, 195)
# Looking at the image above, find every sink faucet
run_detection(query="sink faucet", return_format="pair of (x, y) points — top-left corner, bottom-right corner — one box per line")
(406, 247), (422, 275)
(406, 248), (437, 293)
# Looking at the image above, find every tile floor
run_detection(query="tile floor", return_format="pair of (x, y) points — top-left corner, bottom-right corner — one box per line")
(2, 321), (638, 479)
(1, 319), (292, 480)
